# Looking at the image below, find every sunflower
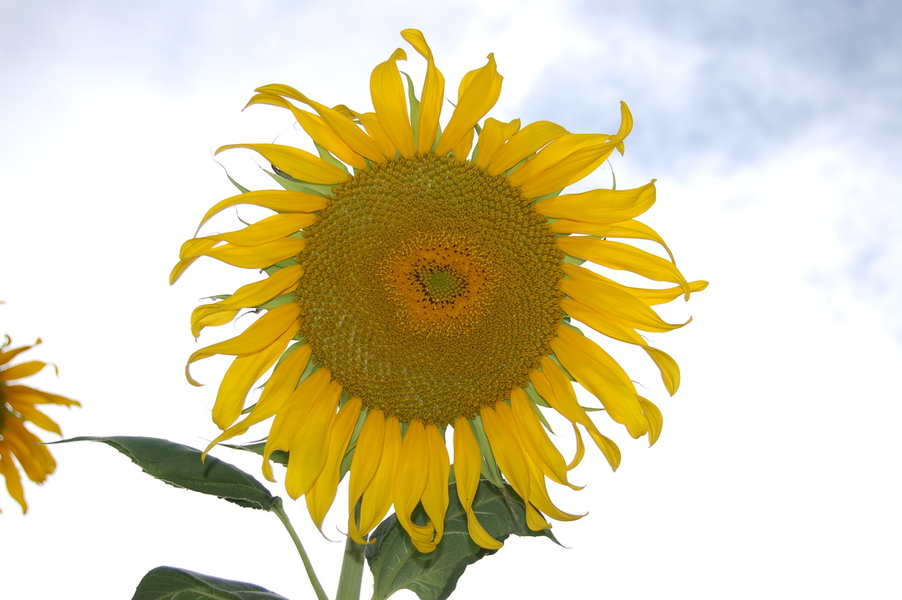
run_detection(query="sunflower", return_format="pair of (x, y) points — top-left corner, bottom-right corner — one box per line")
(172, 29), (705, 553)
(0, 335), (80, 513)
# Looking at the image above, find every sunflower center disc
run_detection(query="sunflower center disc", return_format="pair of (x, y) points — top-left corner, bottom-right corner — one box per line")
(296, 153), (563, 426)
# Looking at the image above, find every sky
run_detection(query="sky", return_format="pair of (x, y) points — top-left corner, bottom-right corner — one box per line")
(1, 0), (901, 598)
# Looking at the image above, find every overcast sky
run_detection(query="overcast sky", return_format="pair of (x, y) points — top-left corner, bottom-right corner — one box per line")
(2, 1), (901, 599)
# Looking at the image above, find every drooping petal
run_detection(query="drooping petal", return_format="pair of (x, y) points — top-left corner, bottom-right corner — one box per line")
(638, 397), (664, 445)
(263, 368), (332, 470)
(529, 357), (621, 471)
(551, 325), (650, 439)
(392, 420), (435, 552)
(419, 424), (451, 550)
(285, 379), (342, 499)
(210, 323), (300, 429)
(453, 417), (503, 549)
(0, 449), (28, 512)
(510, 388), (578, 489)
(357, 416), (401, 540)
(307, 397), (362, 531)
(347, 410), (386, 543)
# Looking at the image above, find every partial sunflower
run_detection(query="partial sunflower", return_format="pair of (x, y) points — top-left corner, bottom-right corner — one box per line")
(172, 29), (706, 553)
(0, 335), (80, 513)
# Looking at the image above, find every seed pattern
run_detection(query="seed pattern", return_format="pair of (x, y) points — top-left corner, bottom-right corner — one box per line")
(295, 153), (564, 426)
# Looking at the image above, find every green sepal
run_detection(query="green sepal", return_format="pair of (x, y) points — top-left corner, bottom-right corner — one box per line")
(131, 566), (289, 600)
(257, 293), (296, 311)
(227, 173), (252, 195)
(314, 142), (350, 174)
(522, 382), (554, 432)
(402, 71), (421, 149)
(55, 436), (276, 511)
(266, 167), (334, 196)
(366, 479), (559, 600)
(225, 441), (289, 467)
(468, 416), (503, 488)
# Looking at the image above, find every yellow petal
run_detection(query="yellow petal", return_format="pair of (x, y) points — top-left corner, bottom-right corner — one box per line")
(3, 401), (61, 435)
(644, 346), (681, 396)
(195, 190), (327, 235)
(247, 93), (366, 169)
(285, 379), (342, 499)
(480, 404), (532, 506)
(264, 369), (332, 465)
(487, 120), (569, 176)
(509, 135), (620, 199)
(401, 29), (445, 154)
(510, 388), (577, 489)
(203, 344), (312, 460)
(195, 212), (315, 248)
(435, 53), (502, 155)
(210, 324), (300, 429)
(0, 339), (38, 367)
(370, 48), (414, 158)
(557, 236), (690, 297)
(177, 237), (306, 277)
(347, 410), (386, 542)
(551, 326), (649, 439)
(561, 266), (688, 333)
(357, 416), (401, 539)
(1, 385), (79, 408)
(190, 265), (302, 337)
(419, 424), (451, 550)
(530, 358), (621, 470)
(1, 361), (48, 381)
(0, 450), (28, 513)
(474, 118), (521, 169)
(452, 417), (503, 550)
(392, 420), (434, 551)
(552, 217), (675, 262)
(216, 143), (349, 184)
(535, 181), (656, 224)
(307, 397), (362, 531)
(638, 397), (664, 445)
(254, 85), (383, 162)
(186, 302), (300, 377)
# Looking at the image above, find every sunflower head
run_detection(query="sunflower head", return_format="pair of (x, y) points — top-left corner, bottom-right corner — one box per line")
(172, 29), (706, 553)
(0, 334), (80, 513)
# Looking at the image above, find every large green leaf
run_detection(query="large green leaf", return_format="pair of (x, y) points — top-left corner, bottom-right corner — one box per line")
(132, 567), (289, 600)
(59, 436), (275, 510)
(366, 480), (558, 600)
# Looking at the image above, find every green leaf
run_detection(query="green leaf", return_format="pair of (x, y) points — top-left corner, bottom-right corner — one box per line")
(366, 480), (558, 600)
(58, 436), (276, 510)
(132, 566), (289, 600)
(224, 441), (289, 467)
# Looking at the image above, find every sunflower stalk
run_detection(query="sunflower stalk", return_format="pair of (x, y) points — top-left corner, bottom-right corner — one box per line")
(273, 497), (330, 600)
(335, 535), (366, 600)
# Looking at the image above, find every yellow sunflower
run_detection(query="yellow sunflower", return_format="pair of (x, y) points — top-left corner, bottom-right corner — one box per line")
(172, 29), (705, 553)
(0, 335), (80, 513)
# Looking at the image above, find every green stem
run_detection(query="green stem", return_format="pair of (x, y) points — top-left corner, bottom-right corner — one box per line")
(335, 533), (366, 600)
(272, 497), (330, 600)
